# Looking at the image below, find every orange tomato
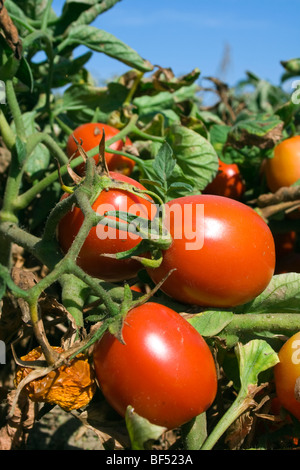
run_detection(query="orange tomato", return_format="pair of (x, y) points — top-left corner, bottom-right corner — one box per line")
(265, 136), (300, 192)
(274, 331), (300, 421)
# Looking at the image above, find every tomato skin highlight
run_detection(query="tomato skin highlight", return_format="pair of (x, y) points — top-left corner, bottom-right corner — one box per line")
(147, 195), (275, 308)
(57, 172), (154, 282)
(265, 136), (300, 192)
(67, 122), (135, 175)
(203, 159), (245, 200)
(93, 302), (218, 429)
(274, 331), (300, 421)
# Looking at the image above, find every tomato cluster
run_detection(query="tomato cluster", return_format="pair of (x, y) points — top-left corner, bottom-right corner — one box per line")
(57, 150), (277, 429)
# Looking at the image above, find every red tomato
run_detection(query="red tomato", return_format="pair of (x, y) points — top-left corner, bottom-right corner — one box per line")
(274, 331), (300, 421)
(57, 172), (154, 282)
(67, 123), (135, 175)
(265, 136), (300, 192)
(147, 195), (275, 308)
(203, 159), (245, 200)
(93, 302), (217, 429)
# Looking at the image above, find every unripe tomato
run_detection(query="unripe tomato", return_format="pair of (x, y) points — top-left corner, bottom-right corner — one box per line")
(274, 331), (300, 421)
(203, 159), (245, 200)
(147, 195), (275, 308)
(57, 172), (154, 282)
(93, 302), (218, 429)
(67, 123), (135, 175)
(265, 136), (300, 192)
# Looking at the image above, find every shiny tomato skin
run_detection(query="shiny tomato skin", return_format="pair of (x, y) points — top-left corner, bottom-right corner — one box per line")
(203, 159), (245, 200)
(274, 331), (300, 421)
(57, 172), (154, 282)
(147, 195), (275, 308)
(265, 136), (300, 192)
(93, 302), (218, 429)
(67, 122), (135, 175)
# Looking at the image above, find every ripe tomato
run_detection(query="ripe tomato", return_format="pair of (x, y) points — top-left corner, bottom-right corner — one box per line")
(265, 136), (300, 192)
(147, 195), (275, 308)
(57, 172), (154, 282)
(93, 302), (217, 429)
(203, 159), (245, 200)
(274, 331), (300, 421)
(66, 123), (135, 175)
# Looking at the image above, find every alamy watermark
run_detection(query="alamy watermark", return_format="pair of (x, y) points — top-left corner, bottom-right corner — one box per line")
(0, 340), (6, 364)
(0, 80), (6, 104)
(95, 202), (205, 251)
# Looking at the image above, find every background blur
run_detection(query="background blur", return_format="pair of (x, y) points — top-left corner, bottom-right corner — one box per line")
(52, 0), (300, 98)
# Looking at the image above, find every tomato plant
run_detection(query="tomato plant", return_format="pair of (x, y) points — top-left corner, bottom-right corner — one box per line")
(265, 136), (300, 192)
(93, 302), (218, 430)
(274, 331), (300, 421)
(67, 123), (135, 176)
(2, 0), (300, 453)
(203, 159), (245, 200)
(147, 194), (275, 308)
(57, 172), (155, 282)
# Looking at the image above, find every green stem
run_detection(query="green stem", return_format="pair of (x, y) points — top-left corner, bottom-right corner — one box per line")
(41, 0), (54, 31)
(59, 274), (88, 328)
(200, 392), (248, 450)
(219, 313), (300, 347)
(13, 152), (83, 211)
(7, 13), (36, 33)
(5, 80), (25, 138)
(181, 413), (207, 450)
(70, 264), (120, 317)
(105, 114), (139, 146)
(26, 132), (69, 166)
(131, 126), (165, 143)
(0, 109), (15, 149)
(123, 71), (144, 105)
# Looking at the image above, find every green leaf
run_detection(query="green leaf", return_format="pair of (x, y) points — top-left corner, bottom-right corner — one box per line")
(281, 57), (300, 74)
(188, 310), (234, 337)
(201, 339), (278, 450)
(167, 124), (219, 190)
(226, 113), (284, 150)
(236, 273), (300, 314)
(236, 340), (279, 390)
(152, 141), (176, 185)
(15, 136), (27, 164)
(133, 84), (198, 118)
(12, 112), (50, 176)
(57, 82), (128, 124)
(58, 25), (153, 72)
(209, 124), (231, 158)
(125, 406), (166, 450)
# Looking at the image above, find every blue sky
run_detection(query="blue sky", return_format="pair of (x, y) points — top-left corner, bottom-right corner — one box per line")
(52, 0), (300, 93)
